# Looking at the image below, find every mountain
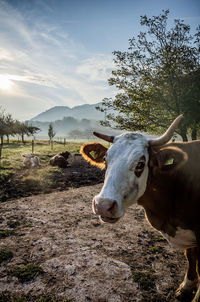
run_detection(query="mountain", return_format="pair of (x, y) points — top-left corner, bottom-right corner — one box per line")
(31, 102), (104, 122)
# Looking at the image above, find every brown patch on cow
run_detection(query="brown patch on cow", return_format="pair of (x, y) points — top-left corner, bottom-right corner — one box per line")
(59, 151), (71, 160)
(50, 155), (68, 168)
(80, 143), (107, 169)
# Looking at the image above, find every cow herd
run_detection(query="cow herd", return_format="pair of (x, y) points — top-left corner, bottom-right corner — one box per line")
(22, 150), (72, 169)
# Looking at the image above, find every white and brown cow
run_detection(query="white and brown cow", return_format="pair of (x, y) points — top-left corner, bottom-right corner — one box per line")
(22, 154), (41, 168)
(81, 115), (200, 302)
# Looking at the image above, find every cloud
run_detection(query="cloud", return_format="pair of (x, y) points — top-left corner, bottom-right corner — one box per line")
(0, 48), (13, 61)
(0, 0), (116, 120)
(77, 54), (115, 82)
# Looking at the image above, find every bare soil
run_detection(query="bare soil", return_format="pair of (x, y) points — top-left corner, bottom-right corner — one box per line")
(52, 156), (105, 190)
(0, 157), (105, 202)
(0, 159), (187, 302)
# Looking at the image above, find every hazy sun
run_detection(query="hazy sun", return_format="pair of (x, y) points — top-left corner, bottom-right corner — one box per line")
(0, 75), (12, 91)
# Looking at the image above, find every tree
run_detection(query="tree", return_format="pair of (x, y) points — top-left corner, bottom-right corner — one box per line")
(3, 113), (15, 143)
(0, 109), (7, 159)
(100, 10), (200, 141)
(27, 124), (40, 139)
(68, 129), (82, 140)
(15, 121), (29, 144)
(0, 109), (15, 158)
(48, 123), (56, 142)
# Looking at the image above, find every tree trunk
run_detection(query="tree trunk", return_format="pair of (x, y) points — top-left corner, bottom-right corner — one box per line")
(191, 127), (197, 140)
(180, 132), (188, 142)
(0, 136), (4, 159)
(179, 125), (188, 142)
(21, 133), (25, 144)
(6, 135), (9, 143)
(32, 140), (34, 154)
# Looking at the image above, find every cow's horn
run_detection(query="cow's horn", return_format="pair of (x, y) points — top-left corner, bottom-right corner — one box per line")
(149, 115), (183, 146)
(93, 132), (114, 143)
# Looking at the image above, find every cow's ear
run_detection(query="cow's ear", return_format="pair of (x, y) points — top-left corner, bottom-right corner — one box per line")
(80, 143), (108, 169)
(150, 146), (188, 173)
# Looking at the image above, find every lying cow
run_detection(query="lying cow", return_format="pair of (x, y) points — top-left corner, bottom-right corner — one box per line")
(81, 115), (200, 302)
(50, 151), (71, 168)
(22, 154), (41, 168)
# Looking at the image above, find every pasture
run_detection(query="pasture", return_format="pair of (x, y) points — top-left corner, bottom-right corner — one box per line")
(0, 140), (104, 202)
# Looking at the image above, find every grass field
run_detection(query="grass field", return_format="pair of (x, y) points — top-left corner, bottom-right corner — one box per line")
(0, 140), (83, 202)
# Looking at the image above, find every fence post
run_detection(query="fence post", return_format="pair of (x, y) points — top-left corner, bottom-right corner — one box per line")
(32, 139), (34, 154)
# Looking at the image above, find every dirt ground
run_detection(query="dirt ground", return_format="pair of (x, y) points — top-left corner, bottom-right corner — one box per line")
(0, 159), (187, 302)
(52, 156), (105, 190)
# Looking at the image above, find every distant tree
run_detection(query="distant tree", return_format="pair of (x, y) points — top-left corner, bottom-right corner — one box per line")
(27, 124), (40, 139)
(80, 119), (91, 129)
(82, 129), (94, 140)
(0, 109), (7, 159)
(48, 123), (56, 142)
(0, 109), (15, 158)
(100, 10), (200, 141)
(4, 114), (16, 143)
(15, 121), (29, 144)
(68, 129), (82, 140)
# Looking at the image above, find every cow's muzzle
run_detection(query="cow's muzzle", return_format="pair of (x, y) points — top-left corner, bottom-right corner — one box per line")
(92, 196), (121, 223)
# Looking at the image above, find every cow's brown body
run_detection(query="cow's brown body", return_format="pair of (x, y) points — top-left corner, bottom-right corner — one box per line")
(140, 141), (200, 234)
(138, 141), (200, 301)
(50, 151), (71, 168)
(81, 117), (200, 302)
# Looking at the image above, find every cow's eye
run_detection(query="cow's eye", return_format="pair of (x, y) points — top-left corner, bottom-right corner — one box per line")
(134, 156), (146, 177)
(136, 162), (145, 170)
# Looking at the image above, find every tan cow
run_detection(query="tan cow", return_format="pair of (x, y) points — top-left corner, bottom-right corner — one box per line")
(22, 154), (41, 168)
(81, 115), (200, 302)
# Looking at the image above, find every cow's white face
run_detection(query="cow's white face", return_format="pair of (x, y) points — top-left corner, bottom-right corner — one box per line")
(92, 133), (149, 223)
(80, 115), (184, 224)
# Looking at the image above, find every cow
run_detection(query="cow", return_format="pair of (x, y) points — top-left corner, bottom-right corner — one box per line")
(22, 154), (41, 168)
(80, 115), (200, 302)
(50, 151), (71, 168)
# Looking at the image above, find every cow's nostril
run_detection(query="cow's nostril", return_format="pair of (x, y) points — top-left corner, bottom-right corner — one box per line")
(107, 200), (117, 214)
(93, 197), (118, 217)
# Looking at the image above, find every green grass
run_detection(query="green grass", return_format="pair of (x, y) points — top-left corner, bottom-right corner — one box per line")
(8, 263), (44, 283)
(132, 270), (156, 290)
(0, 229), (14, 238)
(0, 249), (13, 264)
(0, 294), (26, 302)
(7, 220), (20, 229)
(0, 140), (83, 201)
(149, 245), (163, 254)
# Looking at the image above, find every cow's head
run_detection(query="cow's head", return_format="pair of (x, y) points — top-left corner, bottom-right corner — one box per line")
(81, 115), (187, 223)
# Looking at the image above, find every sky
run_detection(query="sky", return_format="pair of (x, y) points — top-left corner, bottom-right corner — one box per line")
(0, 0), (199, 121)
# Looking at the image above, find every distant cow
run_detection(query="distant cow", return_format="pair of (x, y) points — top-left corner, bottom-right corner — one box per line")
(22, 154), (41, 168)
(59, 151), (71, 160)
(81, 115), (200, 302)
(50, 151), (71, 168)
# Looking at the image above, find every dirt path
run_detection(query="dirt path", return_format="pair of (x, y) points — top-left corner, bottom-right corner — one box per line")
(0, 184), (186, 302)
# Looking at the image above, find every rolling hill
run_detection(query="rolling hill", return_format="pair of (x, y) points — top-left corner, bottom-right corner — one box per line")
(31, 102), (104, 122)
